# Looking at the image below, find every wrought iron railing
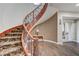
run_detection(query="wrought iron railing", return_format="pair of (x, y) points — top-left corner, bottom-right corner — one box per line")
(22, 3), (48, 56)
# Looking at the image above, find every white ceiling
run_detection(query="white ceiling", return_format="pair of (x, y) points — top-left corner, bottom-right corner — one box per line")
(50, 3), (79, 13)
(1, 3), (79, 13)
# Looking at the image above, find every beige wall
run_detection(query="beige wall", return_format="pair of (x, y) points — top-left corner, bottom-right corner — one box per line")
(31, 12), (57, 42)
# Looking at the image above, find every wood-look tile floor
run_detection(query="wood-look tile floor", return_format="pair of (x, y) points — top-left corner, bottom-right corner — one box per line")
(36, 41), (79, 56)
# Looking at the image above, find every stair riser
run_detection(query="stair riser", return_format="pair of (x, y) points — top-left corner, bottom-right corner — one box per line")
(5, 34), (22, 36)
(11, 31), (22, 32)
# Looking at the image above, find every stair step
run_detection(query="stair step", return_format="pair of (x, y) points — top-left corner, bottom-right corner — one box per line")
(5, 34), (22, 36)
(0, 37), (20, 40)
(3, 52), (25, 56)
(6, 32), (22, 34)
(7, 38), (21, 42)
(14, 28), (23, 31)
(0, 41), (21, 46)
(0, 38), (21, 43)
(12, 27), (23, 30)
(0, 42), (22, 52)
(11, 30), (22, 33)
(0, 36), (21, 39)
(12, 52), (25, 56)
(0, 46), (22, 55)
(15, 52), (25, 56)
(4, 48), (25, 56)
(11, 29), (22, 32)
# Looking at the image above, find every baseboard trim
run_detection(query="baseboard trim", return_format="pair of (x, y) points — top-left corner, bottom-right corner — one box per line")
(38, 39), (63, 45)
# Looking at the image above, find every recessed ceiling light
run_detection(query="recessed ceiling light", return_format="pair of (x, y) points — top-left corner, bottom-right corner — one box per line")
(34, 3), (41, 5)
(76, 4), (79, 6)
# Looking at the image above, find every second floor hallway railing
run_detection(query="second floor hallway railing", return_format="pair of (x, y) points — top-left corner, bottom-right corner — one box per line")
(22, 3), (48, 56)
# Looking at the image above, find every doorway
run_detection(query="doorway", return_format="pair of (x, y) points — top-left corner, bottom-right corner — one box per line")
(62, 17), (78, 42)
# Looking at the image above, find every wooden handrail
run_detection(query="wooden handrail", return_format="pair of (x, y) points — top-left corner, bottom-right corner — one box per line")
(22, 3), (48, 56)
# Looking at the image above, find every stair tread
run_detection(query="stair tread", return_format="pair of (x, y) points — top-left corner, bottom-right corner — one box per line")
(0, 46), (22, 55)
(0, 36), (21, 39)
(5, 34), (22, 36)
(0, 38), (20, 40)
(6, 32), (22, 34)
(14, 52), (25, 56)
(3, 49), (25, 56)
(11, 30), (22, 32)
(0, 41), (21, 46)
(8, 52), (25, 56)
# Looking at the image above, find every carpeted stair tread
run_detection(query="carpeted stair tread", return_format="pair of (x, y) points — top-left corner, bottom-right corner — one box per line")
(0, 36), (21, 39)
(0, 46), (22, 55)
(0, 26), (25, 56)
(0, 41), (21, 46)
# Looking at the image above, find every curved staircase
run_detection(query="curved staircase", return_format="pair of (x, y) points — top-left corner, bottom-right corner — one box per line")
(0, 3), (48, 56)
(0, 25), (25, 56)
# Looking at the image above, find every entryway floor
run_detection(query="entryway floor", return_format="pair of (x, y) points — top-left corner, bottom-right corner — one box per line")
(36, 41), (79, 56)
